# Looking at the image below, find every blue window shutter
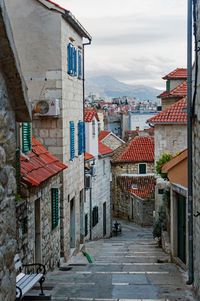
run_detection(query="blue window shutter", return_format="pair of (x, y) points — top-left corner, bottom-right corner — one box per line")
(70, 121), (75, 159)
(82, 121), (85, 152)
(68, 43), (73, 75)
(78, 50), (82, 79)
(78, 121), (83, 155)
(74, 48), (77, 76)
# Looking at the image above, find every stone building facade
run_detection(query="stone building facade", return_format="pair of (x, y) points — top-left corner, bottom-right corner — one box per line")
(5, 0), (91, 261)
(111, 136), (155, 224)
(0, 1), (31, 299)
(98, 130), (125, 151)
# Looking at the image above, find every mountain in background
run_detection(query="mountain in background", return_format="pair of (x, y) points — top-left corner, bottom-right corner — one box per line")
(85, 76), (162, 101)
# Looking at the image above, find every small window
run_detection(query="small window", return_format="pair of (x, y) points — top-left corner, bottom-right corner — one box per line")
(103, 160), (106, 175)
(92, 120), (95, 137)
(22, 123), (31, 152)
(92, 206), (98, 227)
(21, 218), (27, 235)
(158, 189), (164, 195)
(52, 188), (59, 230)
(85, 213), (88, 236)
(139, 163), (146, 174)
(166, 79), (170, 92)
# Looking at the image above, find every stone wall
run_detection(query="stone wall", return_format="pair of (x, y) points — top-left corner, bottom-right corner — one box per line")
(154, 124), (187, 163)
(111, 161), (154, 176)
(102, 134), (124, 151)
(162, 96), (182, 111)
(130, 194), (154, 226)
(17, 175), (61, 270)
(0, 72), (16, 301)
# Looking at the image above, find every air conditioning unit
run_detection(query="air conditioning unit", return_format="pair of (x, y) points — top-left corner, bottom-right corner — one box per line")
(34, 99), (60, 116)
(85, 175), (91, 188)
(91, 165), (97, 177)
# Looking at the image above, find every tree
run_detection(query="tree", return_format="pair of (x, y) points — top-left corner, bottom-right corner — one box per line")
(155, 151), (173, 179)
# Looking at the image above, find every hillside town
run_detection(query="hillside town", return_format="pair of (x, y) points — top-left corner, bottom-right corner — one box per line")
(0, 0), (200, 301)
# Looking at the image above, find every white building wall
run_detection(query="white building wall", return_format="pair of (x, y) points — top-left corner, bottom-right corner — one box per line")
(130, 113), (157, 130)
(85, 118), (98, 157)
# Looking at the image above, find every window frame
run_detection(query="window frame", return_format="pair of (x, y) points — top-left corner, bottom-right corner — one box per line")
(138, 163), (147, 174)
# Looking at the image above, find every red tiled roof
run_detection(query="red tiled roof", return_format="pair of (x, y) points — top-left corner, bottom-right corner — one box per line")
(112, 136), (154, 163)
(157, 81), (187, 99)
(85, 152), (94, 161)
(98, 130), (111, 141)
(163, 68), (187, 80)
(117, 176), (155, 200)
(84, 109), (99, 122)
(40, 0), (69, 12)
(21, 137), (67, 186)
(147, 97), (187, 125)
(98, 141), (114, 156)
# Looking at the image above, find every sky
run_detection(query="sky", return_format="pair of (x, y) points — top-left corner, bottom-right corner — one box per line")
(57, 0), (187, 89)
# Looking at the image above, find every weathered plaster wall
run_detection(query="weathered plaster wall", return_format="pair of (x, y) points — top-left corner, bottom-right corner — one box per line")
(111, 162), (154, 175)
(162, 96), (182, 111)
(154, 124), (187, 163)
(0, 72), (16, 301)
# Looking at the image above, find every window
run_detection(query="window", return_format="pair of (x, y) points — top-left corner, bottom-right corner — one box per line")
(70, 121), (75, 160)
(139, 163), (146, 174)
(22, 122), (31, 153)
(103, 160), (106, 175)
(158, 189), (164, 195)
(92, 120), (95, 137)
(92, 206), (98, 227)
(78, 50), (82, 79)
(21, 218), (27, 235)
(85, 213), (88, 236)
(166, 79), (170, 92)
(51, 188), (59, 230)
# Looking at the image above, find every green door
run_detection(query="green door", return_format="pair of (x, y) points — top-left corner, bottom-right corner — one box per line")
(177, 194), (186, 264)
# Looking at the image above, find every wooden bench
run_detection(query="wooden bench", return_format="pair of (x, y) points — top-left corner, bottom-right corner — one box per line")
(15, 254), (46, 300)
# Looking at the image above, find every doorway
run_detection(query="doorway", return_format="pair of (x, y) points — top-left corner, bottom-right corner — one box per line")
(177, 194), (186, 264)
(70, 198), (76, 248)
(103, 202), (106, 236)
(35, 198), (41, 263)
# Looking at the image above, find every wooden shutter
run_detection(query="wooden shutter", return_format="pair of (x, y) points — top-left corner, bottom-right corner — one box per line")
(51, 188), (59, 230)
(68, 43), (73, 75)
(82, 122), (85, 152)
(74, 48), (77, 76)
(78, 50), (82, 79)
(78, 121), (83, 155)
(139, 164), (146, 174)
(22, 123), (31, 152)
(70, 121), (75, 160)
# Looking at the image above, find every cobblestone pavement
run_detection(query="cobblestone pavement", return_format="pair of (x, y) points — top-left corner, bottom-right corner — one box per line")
(25, 220), (196, 301)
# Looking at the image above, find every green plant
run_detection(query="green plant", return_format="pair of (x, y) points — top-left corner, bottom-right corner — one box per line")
(156, 151), (173, 179)
(15, 193), (22, 202)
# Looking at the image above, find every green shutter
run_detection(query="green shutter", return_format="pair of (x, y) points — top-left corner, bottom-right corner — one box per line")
(139, 164), (146, 174)
(85, 213), (88, 236)
(166, 79), (170, 92)
(21, 218), (27, 235)
(16, 148), (21, 194)
(52, 188), (59, 230)
(22, 123), (31, 152)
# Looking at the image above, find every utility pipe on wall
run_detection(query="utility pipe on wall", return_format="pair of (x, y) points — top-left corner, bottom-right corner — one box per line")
(187, 0), (193, 285)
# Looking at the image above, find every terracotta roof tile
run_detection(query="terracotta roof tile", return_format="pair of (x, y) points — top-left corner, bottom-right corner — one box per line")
(117, 176), (155, 200)
(98, 130), (111, 141)
(21, 137), (67, 186)
(147, 97), (187, 125)
(112, 136), (154, 163)
(84, 109), (99, 122)
(157, 81), (187, 99)
(163, 68), (187, 80)
(85, 152), (94, 161)
(98, 141), (114, 156)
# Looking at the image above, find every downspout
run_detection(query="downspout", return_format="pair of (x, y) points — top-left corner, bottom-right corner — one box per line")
(187, 0), (193, 285)
(82, 38), (92, 240)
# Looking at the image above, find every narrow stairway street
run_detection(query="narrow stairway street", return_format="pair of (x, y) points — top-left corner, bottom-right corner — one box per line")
(30, 220), (195, 301)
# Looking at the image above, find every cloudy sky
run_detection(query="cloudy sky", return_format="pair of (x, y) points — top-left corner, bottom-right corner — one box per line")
(57, 0), (187, 89)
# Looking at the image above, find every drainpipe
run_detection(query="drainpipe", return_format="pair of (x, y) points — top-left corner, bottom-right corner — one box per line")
(187, 0), (193, 285)
(82, 38), (92, 240)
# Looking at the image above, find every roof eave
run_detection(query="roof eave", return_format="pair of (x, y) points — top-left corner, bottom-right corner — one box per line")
(147, 122), (187, 125)
(63, 12), (92, 40)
